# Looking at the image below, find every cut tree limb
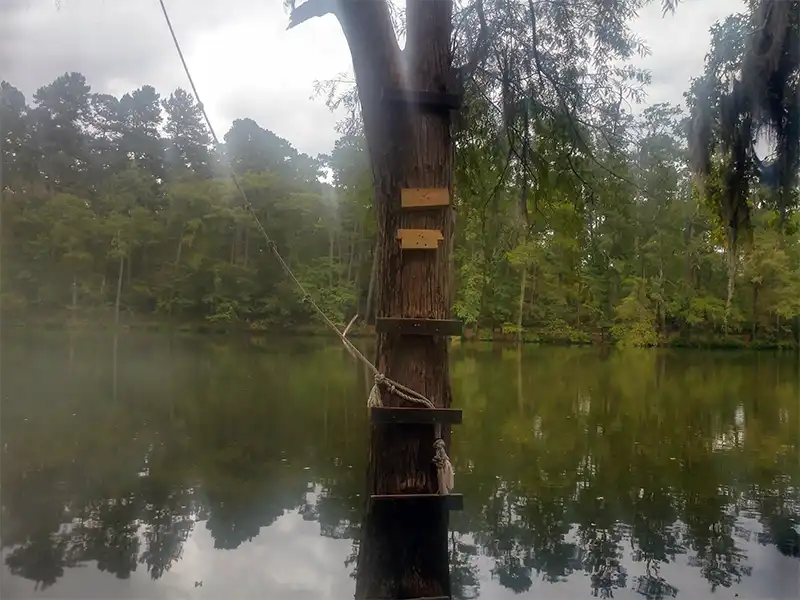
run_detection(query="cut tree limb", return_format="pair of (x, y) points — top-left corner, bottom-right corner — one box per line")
(286, 0), (336, 30)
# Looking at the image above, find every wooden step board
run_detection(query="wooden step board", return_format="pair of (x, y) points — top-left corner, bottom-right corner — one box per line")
(376, 317), (463, 337)
(366, 597), (450, 600)
(381, 87), (463, 113)
(370, 493), (464, 511)
(397, 228), (444, 250)
(370, 406), (462, 425)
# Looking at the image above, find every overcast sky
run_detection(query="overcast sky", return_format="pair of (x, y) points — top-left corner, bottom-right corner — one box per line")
(1, 0), (742, 157)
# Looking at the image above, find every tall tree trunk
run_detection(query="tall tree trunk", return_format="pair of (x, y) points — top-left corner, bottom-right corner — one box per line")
(328, 227), (336, 286)
(365, 238), (379, 324)
(174, 221), (185, 272)
(243, 227), (250, 267)
(347, 219), (359, 282)
(307, 2), (455, 598)
(517, 269), (526, 343)
(70, 276), (78, 322)
(115, 252), (124, 329)
(112, 332), (119, 403)
(724, 248), (737, 333)
(516, 343), (524, 412)
(515, 102), (530, 344)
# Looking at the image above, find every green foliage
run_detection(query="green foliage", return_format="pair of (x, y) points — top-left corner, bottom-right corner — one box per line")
(611, 301), (658, 348)
(1, 74), (370, 330)
(3, 19), (800, 347)
(449, 86), (799, 345)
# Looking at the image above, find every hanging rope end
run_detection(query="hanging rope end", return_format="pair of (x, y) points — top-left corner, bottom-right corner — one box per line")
(433, 438), (455, 495)
(367, 383), (383, 408)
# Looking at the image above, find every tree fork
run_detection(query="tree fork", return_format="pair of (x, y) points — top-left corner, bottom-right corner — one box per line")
(290, 1), (456, 597)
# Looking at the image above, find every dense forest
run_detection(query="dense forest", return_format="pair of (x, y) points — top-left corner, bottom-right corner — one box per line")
(1, 8), (798, 347)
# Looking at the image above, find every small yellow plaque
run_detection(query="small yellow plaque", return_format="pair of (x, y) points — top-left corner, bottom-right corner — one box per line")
(397, 228), (444, 250)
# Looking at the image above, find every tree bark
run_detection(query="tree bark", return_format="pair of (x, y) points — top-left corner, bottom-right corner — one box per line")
(365, 238), (379, 324)
(321, 1), (455, 598)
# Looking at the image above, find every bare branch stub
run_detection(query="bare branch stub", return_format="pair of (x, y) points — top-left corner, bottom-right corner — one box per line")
(286, 0), (335, 30)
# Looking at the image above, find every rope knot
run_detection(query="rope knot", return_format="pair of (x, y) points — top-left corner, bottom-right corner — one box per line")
(367, 373), (386, 408)
(267, 240), (277, 252)
(432, 437), (455, 495)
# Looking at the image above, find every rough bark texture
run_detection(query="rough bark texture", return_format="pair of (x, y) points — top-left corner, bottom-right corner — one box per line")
(330, 1), (455, 598)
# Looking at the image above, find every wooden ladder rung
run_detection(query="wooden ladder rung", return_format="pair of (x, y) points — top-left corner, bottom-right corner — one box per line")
(366, 597), (450, 600)
(381, 87), (463, 112)
(370, 494), (463, 511)
(376, 317), (463, 337)
(370, 407), (462, 425)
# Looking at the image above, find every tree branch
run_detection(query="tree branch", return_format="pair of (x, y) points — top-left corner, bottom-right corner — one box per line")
(286, 0), (336, 30)
(458, 0), (489, 76)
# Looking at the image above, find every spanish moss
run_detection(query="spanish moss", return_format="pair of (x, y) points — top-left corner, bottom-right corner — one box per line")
(689, 0), (800, 248)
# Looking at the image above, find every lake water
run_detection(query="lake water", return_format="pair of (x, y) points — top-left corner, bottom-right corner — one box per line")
(1, 332), (798, 599)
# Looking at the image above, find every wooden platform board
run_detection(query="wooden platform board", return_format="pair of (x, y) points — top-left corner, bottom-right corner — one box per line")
(397, 228), (444, 250)
(376, 317), (463, 337)
(381, 88), (463, 112)
(366, 597), (450, 600)
(370, 406), (463, 425)
(370, 493), (464, 511)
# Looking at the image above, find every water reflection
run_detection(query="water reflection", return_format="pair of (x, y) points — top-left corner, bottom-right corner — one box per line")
(1, 334), (798, 599)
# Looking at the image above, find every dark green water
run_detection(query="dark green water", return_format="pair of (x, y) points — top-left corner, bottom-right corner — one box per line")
(1, 333), (798, 599)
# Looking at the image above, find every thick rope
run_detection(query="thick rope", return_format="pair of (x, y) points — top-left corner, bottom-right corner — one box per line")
(158, 0), (454, 494)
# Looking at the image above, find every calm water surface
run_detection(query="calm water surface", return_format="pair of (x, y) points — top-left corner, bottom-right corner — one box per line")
(1, 333), (798, 599)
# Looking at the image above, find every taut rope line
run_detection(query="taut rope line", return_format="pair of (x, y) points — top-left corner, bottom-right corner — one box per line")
(157, 0), (453, 494)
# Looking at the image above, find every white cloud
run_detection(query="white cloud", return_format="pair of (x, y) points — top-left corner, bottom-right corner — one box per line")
(0, 511), (355, 599)
(631, 0), (745, 111)
(0, 0), (743, 155)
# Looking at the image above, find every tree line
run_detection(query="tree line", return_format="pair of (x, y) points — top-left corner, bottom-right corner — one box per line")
(1, 8), (799, 347)
(2, 73), (350, 329)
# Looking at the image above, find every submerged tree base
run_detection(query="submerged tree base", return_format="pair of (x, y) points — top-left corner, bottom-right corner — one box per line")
(355, 499), (451, 599)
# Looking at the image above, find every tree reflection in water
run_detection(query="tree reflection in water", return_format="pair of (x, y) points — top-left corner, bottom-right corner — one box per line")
(1, 336), (798, 598)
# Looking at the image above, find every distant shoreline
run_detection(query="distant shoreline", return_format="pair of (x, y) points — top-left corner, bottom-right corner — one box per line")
(3, 312), (798, 351)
